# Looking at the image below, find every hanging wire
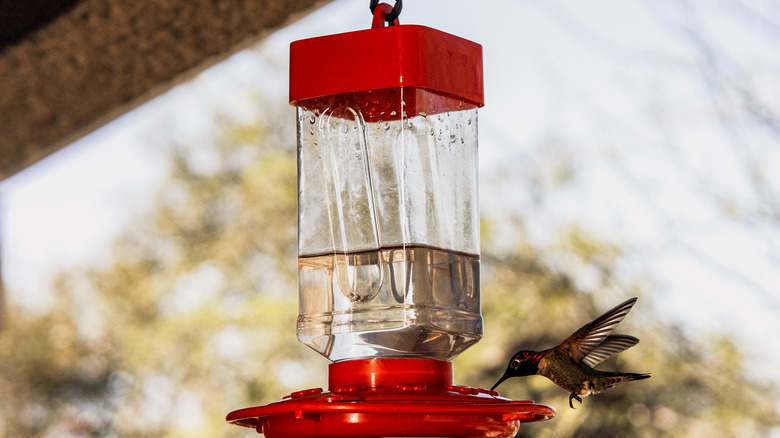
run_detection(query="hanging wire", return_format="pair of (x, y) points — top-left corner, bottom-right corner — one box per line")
(369, 0), (402, 23)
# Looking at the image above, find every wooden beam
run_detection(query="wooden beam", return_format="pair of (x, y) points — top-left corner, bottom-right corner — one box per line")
(0, 0), (331, 180)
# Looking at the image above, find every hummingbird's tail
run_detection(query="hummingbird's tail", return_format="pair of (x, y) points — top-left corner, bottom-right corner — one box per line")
(624, 372), (651, 381)
(615, 372), (650, 385)
(594, 371), (650, 393)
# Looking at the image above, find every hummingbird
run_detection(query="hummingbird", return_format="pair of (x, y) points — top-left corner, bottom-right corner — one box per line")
(491, 297), (650, 409)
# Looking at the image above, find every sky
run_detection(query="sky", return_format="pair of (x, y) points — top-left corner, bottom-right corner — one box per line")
(2, 0), (780, 384)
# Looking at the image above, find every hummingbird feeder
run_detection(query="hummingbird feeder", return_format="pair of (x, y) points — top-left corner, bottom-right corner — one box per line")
(227, 2), (555, 436)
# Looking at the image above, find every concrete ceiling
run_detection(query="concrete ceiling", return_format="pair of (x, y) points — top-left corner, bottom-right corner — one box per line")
(0, 0), (331, 180)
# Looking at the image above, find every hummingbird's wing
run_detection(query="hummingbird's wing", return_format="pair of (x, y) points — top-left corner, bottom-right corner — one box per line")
(557, 297), (638, 364)
(581, 334), (639, 368)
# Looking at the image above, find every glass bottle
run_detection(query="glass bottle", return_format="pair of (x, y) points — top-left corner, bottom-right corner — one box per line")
(292, 25), (484, 362)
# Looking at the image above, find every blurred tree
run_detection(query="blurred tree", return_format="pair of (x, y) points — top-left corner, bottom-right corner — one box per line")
(0, 97), (777, 437)
(458, 226), (780, 437)
(0, 108), (327, 437)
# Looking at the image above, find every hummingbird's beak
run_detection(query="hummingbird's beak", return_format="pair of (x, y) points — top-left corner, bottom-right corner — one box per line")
(490, 372), (510, 391)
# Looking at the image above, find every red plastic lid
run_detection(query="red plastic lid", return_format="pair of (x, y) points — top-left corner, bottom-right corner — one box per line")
(289, 10), (484, 109)
(226, 359), (555, 438)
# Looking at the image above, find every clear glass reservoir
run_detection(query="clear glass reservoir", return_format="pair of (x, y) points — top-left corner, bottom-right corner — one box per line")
(296, 88), (482, 361)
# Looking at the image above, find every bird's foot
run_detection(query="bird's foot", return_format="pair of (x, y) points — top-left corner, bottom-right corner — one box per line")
(568, 393), (582, 409)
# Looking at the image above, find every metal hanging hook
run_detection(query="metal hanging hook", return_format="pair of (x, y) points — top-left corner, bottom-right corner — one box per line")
(370, 0), (402, 23)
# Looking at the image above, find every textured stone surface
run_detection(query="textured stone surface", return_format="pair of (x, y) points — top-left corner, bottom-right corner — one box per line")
(0, 0), (330, 180)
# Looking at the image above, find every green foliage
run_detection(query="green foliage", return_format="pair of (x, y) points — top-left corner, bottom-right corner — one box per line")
(458, 229), (780, 437)
(1, 102), (778, 437)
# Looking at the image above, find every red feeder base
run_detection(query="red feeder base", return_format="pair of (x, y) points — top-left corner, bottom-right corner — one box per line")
(226, 358), (555, 437)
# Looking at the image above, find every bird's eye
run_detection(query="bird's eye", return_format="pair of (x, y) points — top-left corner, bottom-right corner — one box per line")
(511, 358), (520, 368)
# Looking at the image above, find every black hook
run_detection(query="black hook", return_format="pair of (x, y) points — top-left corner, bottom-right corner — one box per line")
(370, 0), (403, 23)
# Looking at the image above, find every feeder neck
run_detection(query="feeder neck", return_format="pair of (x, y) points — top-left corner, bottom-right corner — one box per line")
(329, 358), (452, 390)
